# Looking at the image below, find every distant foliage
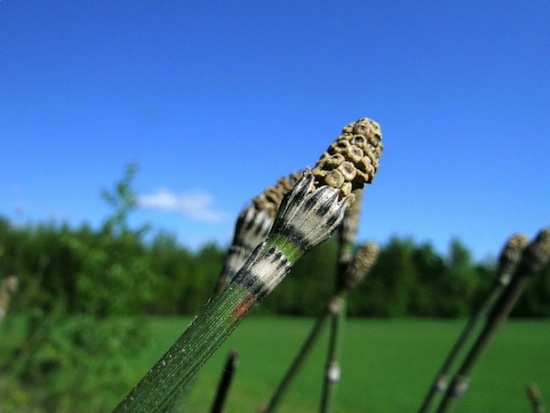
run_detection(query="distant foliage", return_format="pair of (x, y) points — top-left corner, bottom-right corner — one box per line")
(0, 165), (548, 323)
(0, 164), (151, 412)
(1, 166), (548, 411)
(1, 218), (548, 320)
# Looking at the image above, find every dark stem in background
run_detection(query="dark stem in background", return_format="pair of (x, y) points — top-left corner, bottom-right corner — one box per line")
(320, 190), (363, 413)
(259, 295), (342, 413)
(320, 298), (345, 413)
(435, 228), (550, 413)
(417, 233), (529, 413)
(210, 350), (239, 413)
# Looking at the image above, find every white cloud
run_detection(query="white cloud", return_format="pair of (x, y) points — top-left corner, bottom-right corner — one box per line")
(139, 188), (226, 223)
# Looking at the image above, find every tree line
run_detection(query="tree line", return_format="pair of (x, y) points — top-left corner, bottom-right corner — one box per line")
(1, 167), (548, 320)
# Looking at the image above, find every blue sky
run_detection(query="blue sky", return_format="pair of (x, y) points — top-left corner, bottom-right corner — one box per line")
(1, 1), (548, 260)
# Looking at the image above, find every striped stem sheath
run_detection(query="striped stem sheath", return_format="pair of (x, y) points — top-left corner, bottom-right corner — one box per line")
(417, 233), (529, 413)
(214, 207), (273, 293)
(214, 172), (301, 293)
(435, 227), (550, 413)
(113, 172), (348, 413)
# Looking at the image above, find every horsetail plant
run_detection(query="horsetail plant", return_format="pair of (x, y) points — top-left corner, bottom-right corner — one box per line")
(417, 233), (529, 413)
(214, 171), (302, 293)
(435, 227), (550, 413)
(113, 117), (383, 413)
(320, 189), (365, 413)
(261, 242), (379, 413)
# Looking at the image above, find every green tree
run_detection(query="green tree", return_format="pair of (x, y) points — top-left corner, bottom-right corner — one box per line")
(0, 164), (152, 412)
(351, 237), (417, 317)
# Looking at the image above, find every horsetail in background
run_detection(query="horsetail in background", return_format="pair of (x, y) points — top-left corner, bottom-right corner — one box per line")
(320, 241), (379, 413)
(214, 171), (301, 293)
(417, 233), (529, 413)
(435, 227), (550, 413)
(320, 188), (365, 413)
(261, 242), (378, 413)
(112, 117), (384, 413)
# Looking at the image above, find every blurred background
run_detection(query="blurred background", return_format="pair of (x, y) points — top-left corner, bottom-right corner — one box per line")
(1, 2), (548, 412)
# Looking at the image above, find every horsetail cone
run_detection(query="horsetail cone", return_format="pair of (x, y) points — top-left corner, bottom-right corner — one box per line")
(495, 233), (529, 286)
(343, 242), (379, 291)
(232, 118), (383, 303)
(521, 227), (550, 275)
(312, 118), (383, 203)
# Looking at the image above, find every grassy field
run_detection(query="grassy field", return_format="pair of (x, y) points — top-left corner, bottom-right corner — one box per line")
(122, 316), (550, 412)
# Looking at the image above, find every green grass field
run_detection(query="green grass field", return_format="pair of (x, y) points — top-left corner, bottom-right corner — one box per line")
(123, 316), (550, 412)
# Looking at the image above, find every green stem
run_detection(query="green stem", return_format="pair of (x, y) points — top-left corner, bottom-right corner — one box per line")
(113, 282), (252, 412)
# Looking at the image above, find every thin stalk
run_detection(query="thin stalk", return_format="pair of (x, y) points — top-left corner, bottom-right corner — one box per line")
(435, 228), (550, 413)
(320, 297), (346, 413)
(260, 294), (345, 413)
(210, 350), (239, 413)
(319, 191), (363, 413)
(321, 190), (370, 413)
(417, 233), (529, 413)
